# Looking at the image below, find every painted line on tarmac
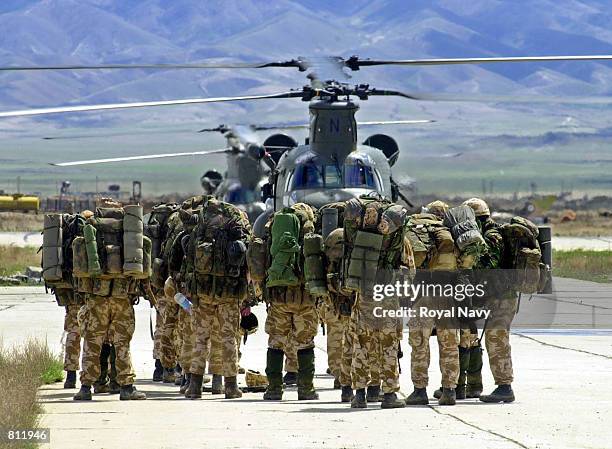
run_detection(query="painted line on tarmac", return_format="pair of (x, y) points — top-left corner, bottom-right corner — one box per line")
(513, 332), (612, 360)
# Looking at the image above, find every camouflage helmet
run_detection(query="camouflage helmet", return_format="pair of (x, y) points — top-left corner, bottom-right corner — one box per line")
(80, 209), (94, 219)
(324, 228), (344, 261)
(463, 198), (491, 217)
(245, 369), (268, 389)
(423, 200), (449, 219)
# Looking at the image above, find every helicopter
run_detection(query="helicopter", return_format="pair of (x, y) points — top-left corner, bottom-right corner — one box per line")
(3, 54), (612, 229)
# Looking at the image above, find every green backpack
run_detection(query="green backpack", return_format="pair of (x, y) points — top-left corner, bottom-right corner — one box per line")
(266, 208), (302, 288)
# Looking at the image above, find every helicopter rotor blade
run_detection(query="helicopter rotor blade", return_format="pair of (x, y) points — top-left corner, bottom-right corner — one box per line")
(51, 148), (231, 166)
(0, 60), (306, 72)
(344, 55), (612, 70)
(0, 91), (304, 118)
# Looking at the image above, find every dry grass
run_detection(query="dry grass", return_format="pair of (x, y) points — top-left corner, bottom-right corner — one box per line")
(0, 212), (44, 232)
(551, 210), (612, 237)
(553, 249), (612, 283)
(0, 246), (39, 277)
(0, 339), (63, 449)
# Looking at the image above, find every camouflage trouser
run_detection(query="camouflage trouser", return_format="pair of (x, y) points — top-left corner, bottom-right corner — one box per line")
(351, 326), (400, 393)
(152, 295), (167, 360)
(338, 314), (353, 387)
(63, 303), (81, 371)
(408, 317), (459, 389)
(483, 297), (517, 385)
(265, 301), (318, 352)
(178, 308), (195, 373)
(160, 296), (180, 369)
(484, 329), (513, 385)
(459, 328), (478, 349)
(319, 302), (343, 380)
(190, 301), (240, 377)
(208, 318), (242, 375)
(79, 295), (136, 386)
(283, 334), (298, 372)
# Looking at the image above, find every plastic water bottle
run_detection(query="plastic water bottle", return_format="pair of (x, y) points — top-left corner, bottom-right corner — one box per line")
(174, 293), (193, 314)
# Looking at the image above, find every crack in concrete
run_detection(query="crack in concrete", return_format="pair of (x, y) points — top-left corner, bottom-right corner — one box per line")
(514, 332), (612, 360)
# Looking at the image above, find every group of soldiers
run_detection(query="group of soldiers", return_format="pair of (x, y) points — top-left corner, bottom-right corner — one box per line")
(56, 195), (518, 409)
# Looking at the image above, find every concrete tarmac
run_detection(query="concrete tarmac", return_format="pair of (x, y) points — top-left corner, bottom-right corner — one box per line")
(0, 279), (611, 449)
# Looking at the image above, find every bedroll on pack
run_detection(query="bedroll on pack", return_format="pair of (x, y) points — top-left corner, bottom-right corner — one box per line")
(343, 196), (407, 295)
(443, 206), (485, 251)
(83, 222), (102, 277)
(42, 214), (64, 282)
(303, 233), (327, 297)
(502, 216), (542, 294)
(123, 205), (144, 275)
(266, 208), (301, 288)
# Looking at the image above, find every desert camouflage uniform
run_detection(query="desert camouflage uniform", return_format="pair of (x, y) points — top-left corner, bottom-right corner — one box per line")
(190, 299), (241, 377)
(177, 308), (195, 373)
(79, 294), (136, 386)
(477, 218), (517, 385)
(266, 289), (318, 352)
(318, 301), (343, 381)
(58, 289), (83, 372)
(208, 317), (242, 375)
(351, 237), (415, 394)
(159, 296), (180, 369)
(408, 298), (460, 389)
(283, 335), (298, 373)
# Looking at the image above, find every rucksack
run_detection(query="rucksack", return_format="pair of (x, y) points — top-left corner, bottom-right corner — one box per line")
(342, 194), (407, 295)
(501, 216), (543, 294)
(145, 203), (179, 261)
(443, 205), (486, 269)
(189, 199), (250, 301)
(405, 213), (456, 270)
(266, 208), (302, 288)
(42, 213), (83, 290)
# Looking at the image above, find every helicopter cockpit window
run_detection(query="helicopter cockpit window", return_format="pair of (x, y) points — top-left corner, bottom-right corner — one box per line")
(324, 165), (342, 188)
(344, 164), (378, 188)
(292, 164), (323, 189)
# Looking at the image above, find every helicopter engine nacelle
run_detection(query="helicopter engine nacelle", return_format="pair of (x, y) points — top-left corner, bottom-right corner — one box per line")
(362, 134), (400, 167)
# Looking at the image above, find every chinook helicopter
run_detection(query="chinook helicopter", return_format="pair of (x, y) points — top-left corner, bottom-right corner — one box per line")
(3, 54), (612, 227)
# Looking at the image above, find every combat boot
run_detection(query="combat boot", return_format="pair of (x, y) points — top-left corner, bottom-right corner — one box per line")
(119, 384), (146, 400)
(381, 392), (405, 409)
(94, 381), (110, 394)
(263, 348), (284, 400)
(180, 373), (192, 394)
(366, 385), (382, 402)
(211, 374), (224, 394)
(466, 345), (484, 398)
(63, 370), (76, 389)
(185, 374), (203, 399)
(350, 388), (367, 408)
(283, 371), (297, 386)
(341, 386), (354, 403)
(438, 388), (456, 406)
(405, 387), (429, 406)
(333, 378), (341, 389)
(479, 384), (515, 403)
(73, 385), (92, 401)
(224, 376), (243, 399)
(153, 359), (163, 382)
(162, 367), (176, 383)
(175, 374), (184, 386)
(433, 387), (443, 399)
(297, 348), (318, 400)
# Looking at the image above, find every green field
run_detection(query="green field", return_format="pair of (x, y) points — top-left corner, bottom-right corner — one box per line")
(553, 249), (612, 283)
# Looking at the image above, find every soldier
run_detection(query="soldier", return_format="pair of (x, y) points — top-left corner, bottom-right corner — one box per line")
(405, 200), (460, 406)
(463, 198), (517, 403)
(57, 288), (83, 389)
(183, 198), (250, 400)
(261, 204), (319, 401)
(93, 341), (120, 394)
(346, 197), (413, 409)
(73, 200), (146, 401)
